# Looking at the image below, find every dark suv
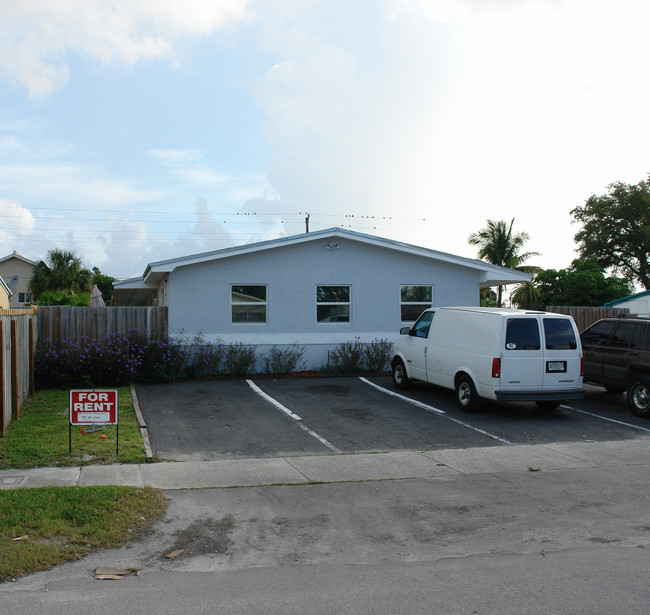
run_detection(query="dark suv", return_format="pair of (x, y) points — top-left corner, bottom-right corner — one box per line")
(580, 316), (650, 418)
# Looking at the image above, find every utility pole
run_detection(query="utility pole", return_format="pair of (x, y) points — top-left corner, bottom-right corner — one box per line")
(305, 212), (310, 233)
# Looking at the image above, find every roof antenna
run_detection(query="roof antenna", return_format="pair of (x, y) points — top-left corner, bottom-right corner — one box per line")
(305, 212), (310, 233)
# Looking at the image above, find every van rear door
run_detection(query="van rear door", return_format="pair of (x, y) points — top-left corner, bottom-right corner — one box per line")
(499, 317), (544, 392)
(541, 317), (581, 389)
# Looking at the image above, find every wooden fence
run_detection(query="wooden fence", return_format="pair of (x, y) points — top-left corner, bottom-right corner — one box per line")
(545, 305), (630, 332)
(36, 306), (168, 343)
(1, 310), (36, 434)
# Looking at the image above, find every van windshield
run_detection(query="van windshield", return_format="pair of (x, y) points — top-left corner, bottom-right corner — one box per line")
(505, 318), (540, 350)
(543, 318), (577, 350)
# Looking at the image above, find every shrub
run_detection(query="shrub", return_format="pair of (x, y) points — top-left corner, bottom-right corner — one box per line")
(328, 337), (365, 374)
(186, 335), (226, 378)
(34, 330), (187, 389)
(224, 342), (257, 377)
(264, 344), (305, 375)
(363, 338), (393, 373)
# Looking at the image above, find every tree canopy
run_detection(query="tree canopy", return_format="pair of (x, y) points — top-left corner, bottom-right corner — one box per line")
(572, 177), (650, 289)
(468, 218), (539, 307)
(511, 257), (633, 310)
(29, 249), (93, 302)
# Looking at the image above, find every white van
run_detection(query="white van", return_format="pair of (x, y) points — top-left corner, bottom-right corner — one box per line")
(391, 307), (584, 411)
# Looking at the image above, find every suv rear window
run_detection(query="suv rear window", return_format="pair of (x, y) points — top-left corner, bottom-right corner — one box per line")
(610, 323), (642, 349)
(543, 318), (577, 350)
(505, 318), (540, 350)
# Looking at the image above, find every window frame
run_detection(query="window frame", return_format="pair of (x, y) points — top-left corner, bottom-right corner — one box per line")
(230, 284), (268, 325)
(316, 284), (351, 324)
(400, 284), (433, 322)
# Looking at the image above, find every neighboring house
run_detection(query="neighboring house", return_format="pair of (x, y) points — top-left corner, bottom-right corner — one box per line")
(0, 276), (10, 309)
(113, 228), (531, 367)
(0, 251), (36, 308)
(603, 290), (650, 317)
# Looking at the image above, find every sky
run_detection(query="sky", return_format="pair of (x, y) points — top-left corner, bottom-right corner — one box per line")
(1, 0), (649, 281)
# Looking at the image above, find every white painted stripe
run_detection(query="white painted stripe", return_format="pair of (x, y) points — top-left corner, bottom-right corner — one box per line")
(247, 380), (302, 420)
(359, 377), (446, 415)
(246, 380), (341, 453)
(562, 405), (650, 433)
(359, 377), (512, 445)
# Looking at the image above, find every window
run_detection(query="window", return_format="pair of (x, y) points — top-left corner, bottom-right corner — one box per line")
(505, 318), (540, 350)
(317, 285), (350, 323)
(18, 292), (31, 304)
(581, 321), (615, 347)
(543, 318), (577, 350)
(400, 285), (433, 321)
(411, 311), (434, 338)
(610, 323), (642, 349)
(231, 285), (267, 323)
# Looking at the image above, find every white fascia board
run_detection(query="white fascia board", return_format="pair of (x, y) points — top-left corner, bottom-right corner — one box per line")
(112, 276), (153, 290)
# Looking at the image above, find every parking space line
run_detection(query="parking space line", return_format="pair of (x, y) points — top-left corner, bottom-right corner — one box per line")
(246, 380), (342, 453)
(562, 405), (650, 433)
(359, 378), (513, 445)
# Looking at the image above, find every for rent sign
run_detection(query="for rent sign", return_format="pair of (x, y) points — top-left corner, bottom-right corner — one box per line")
(70, 390), (118, 425)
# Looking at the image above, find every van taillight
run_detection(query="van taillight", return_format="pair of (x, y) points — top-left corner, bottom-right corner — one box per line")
(580, 357), (584, 377)
(492, 358), (501, 378)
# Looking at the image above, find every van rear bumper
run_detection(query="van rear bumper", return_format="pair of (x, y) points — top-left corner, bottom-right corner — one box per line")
(495, 388), (585, 402)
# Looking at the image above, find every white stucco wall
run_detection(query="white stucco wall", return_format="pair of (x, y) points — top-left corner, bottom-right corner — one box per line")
(614, 295), (650, 317)
(166, 237), (481, 369)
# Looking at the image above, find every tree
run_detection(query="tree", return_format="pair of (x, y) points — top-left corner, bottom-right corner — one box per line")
(29, 249), (92, 302)
(510, 281), (541, 310)
(468, 218), (540, 306)
(533, 257), (633, 308)
(572, 176), (650, 289)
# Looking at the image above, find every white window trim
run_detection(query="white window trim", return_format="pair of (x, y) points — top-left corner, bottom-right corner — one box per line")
(231, 284), (268, 325)
(316, 284), (351, 324)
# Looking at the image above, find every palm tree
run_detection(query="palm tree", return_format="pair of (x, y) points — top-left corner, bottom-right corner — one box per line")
(29, 249), (92, 301)
(468, 218), (540, 307)
(510, 280), (542, 310)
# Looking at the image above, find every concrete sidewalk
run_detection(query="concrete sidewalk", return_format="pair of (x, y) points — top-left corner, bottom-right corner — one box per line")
(2, 437), (649, 490)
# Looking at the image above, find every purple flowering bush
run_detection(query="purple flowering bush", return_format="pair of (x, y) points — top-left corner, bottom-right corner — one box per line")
(186, 335), (226, 378)
(35, 330), (187, 389)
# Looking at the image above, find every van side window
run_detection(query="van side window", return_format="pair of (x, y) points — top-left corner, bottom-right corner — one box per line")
(411, 311), (434, 338)
(610, 323), (642, 349)
(581, 321), (615, 346)
(505, 318), (540, 350)
(543, 318), (577, 350)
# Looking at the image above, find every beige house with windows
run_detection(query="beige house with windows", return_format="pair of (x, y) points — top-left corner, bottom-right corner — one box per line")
(0, 276), (10, 309)
(0, 251), (36, 308)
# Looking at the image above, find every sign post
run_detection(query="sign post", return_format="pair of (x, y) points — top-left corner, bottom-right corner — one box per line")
(69, 390), (119, 455)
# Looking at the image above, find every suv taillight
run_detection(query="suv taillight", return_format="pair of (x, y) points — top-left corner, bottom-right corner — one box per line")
(492, 358), (501, 378)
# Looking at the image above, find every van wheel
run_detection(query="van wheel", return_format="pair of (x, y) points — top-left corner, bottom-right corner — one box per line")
(536, 400), (561, 411)
(455, 374), (481, 412)
(627, 378), (650, 418)
(392, 359), (412, 390)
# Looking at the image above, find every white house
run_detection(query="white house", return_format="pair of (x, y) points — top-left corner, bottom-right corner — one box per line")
(603, 290), (650, 317)
(113, 228), (531, 367)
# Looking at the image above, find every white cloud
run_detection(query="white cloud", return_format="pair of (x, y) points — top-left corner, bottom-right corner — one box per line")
(0, 0), (253, 96)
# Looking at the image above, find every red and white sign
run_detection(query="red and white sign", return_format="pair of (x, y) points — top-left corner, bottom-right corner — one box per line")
(70, 390), (118, 425)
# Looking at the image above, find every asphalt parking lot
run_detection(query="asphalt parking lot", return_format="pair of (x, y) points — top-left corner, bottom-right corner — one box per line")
(135, 376), (650, 461)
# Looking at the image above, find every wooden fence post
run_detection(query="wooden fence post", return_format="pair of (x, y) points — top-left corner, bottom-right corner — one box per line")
(11, 319), (18, 420)
(29, 317), (35, 396)
(0, 323), (4, 437)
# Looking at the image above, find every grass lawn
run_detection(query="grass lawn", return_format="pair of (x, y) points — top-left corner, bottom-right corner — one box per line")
(0, 387), (149, 469)
(0, 485), (167, 581)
